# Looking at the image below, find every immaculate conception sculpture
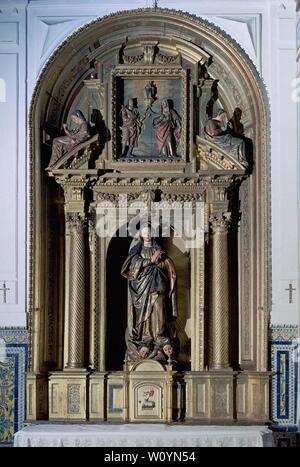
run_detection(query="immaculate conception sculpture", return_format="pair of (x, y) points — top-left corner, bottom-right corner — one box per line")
(121, 224), (177, 362)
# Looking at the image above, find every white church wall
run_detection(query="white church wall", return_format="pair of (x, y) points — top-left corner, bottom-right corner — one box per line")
(269, 1), (299, 325)
(0, 1), (27, 327)
(0, 0), (299, 331)
(295, 0), (300, 427)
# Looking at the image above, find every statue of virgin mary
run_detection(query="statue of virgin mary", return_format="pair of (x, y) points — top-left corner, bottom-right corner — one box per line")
(121, 223), (177, 362)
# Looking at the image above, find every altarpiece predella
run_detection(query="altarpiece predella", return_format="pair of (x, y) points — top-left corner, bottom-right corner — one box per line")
(27, 9), (270, 423)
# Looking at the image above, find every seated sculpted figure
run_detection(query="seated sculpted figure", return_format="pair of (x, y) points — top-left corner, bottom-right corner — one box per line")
(49, 110), (90, 167)
(121, 224), (177, 362)
(204, 108), (248, 167)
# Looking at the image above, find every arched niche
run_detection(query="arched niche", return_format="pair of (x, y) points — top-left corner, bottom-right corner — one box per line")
(106, 226), (191, 371)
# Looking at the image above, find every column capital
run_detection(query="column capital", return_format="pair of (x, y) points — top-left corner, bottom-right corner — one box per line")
(54, 175), (88, 202)
(65, 213), (87, 234)
(209, 212), (231, 233)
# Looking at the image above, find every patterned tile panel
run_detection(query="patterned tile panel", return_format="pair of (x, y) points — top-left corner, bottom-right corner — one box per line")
(270, 325), (299, 425)
(0, 328), (28, 444)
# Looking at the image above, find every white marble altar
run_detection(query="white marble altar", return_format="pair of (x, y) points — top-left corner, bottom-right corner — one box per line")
(14, 424), (273, 447)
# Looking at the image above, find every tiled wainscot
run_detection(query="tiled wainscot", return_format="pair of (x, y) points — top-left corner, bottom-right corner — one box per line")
(0, 328), (28, 445)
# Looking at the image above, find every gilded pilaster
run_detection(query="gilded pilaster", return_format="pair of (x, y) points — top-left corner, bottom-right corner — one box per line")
(88, 208), (96, 370)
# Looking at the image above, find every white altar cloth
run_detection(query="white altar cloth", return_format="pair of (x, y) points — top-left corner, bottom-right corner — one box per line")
(14, 424), (273, 447)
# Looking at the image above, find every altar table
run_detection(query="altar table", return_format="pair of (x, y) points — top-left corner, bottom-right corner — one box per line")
(14, 424), (273, 447)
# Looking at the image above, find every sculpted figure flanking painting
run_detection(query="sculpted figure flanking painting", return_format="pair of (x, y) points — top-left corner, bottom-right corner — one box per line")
(49, 110), (90, 167)
(121, 224), (177, 363)
(204, 108), (248, 167)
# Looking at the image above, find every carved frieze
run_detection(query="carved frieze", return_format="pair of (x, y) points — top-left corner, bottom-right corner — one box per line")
(123, 54), (144, 65)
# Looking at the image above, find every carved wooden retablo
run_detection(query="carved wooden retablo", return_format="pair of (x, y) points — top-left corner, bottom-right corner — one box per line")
(27, 9), (270, 424)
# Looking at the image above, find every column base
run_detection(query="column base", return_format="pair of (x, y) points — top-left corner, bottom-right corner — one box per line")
(63, 366), (87, 373)
(209, 365), (232, 371)
(48, 370), (88, 420)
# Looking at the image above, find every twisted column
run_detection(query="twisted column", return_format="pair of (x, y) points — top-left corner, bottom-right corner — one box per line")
(209, 212), (231, 370)
(65, 213), (86, 369)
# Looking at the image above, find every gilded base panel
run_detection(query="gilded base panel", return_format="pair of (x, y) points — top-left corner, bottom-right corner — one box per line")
(89, 372), (107, 420)
(106, 372), (125, 421)
(48, 371), (88, 420)
(26, 373), (48, 421)
(28, 369), (271, 423)
(185, 371), (235, 421)
(236, 371), (271, 423)
(185, 371), (271, 423)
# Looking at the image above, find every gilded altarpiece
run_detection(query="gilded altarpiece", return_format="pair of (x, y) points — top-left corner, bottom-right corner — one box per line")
(27, 9), (271, 424)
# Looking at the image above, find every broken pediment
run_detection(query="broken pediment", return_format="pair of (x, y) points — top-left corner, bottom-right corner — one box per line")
(121, 37), (181, 66)
(196, 135), (247, 172)
(46, 134), (100, 172)
(118, 36), (211, 67)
